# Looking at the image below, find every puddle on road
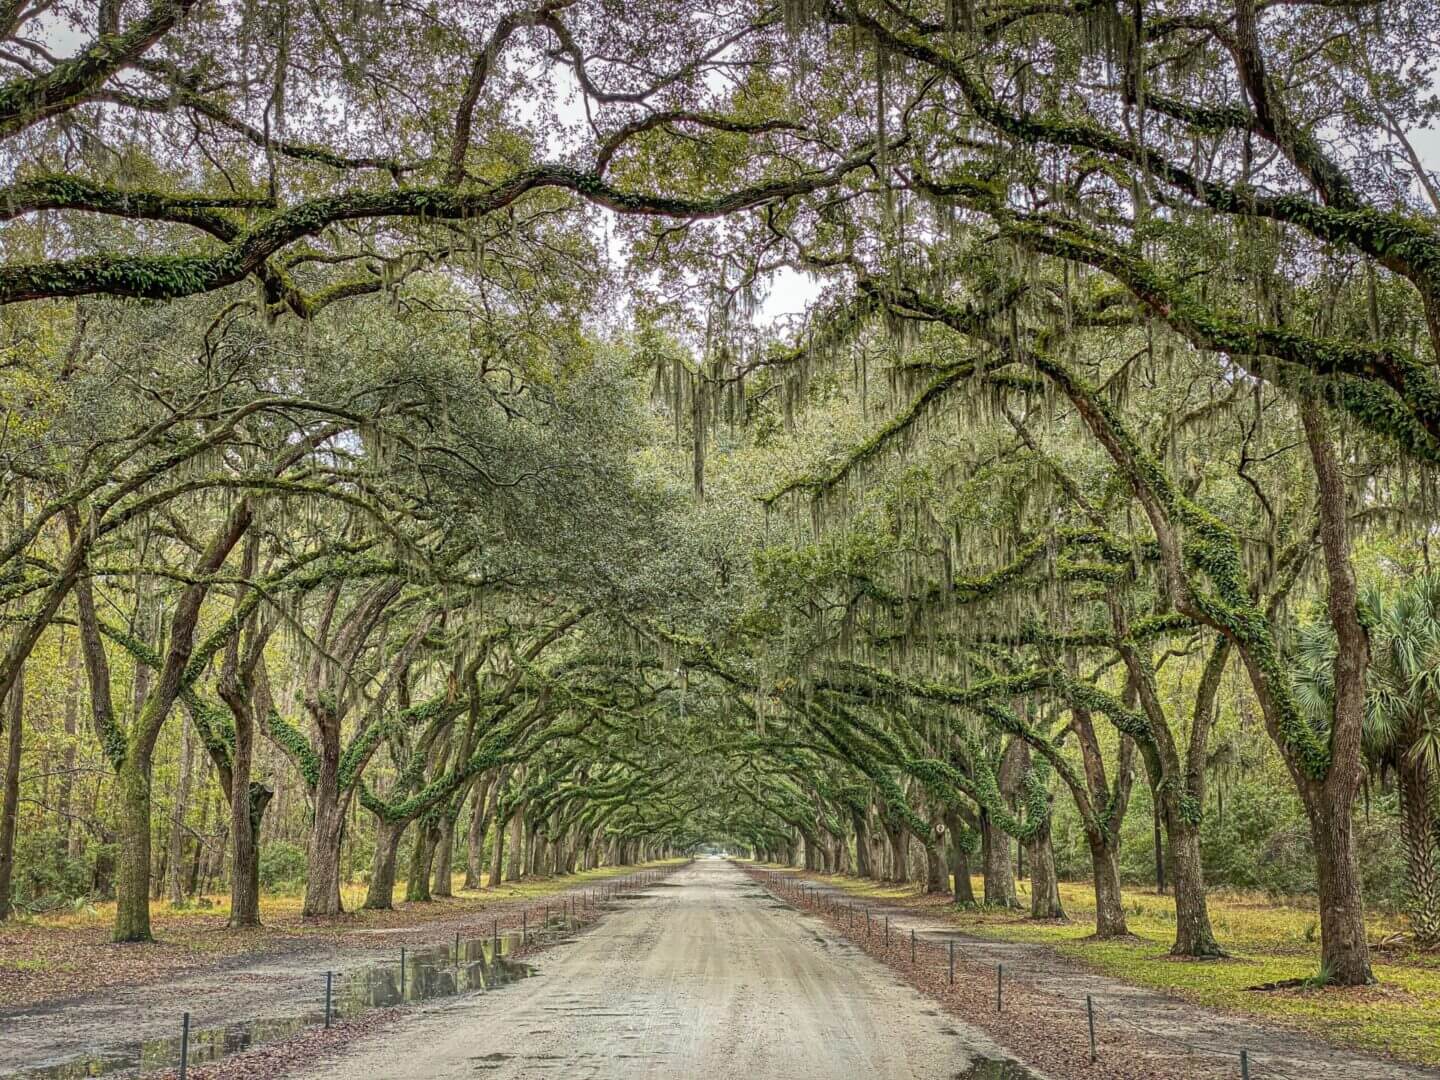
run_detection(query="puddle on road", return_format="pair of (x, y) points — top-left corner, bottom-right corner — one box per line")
(955, 1059), (1041, 1079)
(3, 920), (585, 1080)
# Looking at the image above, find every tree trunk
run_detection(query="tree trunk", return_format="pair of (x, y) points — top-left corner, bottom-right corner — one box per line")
(1152, 788), (1166, 894)
(883, 819), (908, 883)
(187, 790), (207, 896)
(1307, 786), (1374, 984)
(56, 647), (81, 863)
(229, 783), (271, 927)
(851, 808), (875, 878)
(924, 838), (948, 893)
(1167, 819), (1222, 958)
(464, 777), (494, 890)
(489, 814), (507, 887)
(1294, 397), (1373, 985)
(953, 846), (977, 904)
(364, 819), (406, 910)
(114, 754), (155, 941)
(167, 718), (194, 905)
(406, 820), (434, 902)
(524, 822), (541, 877)
(944, 811), (977, 905)
(432, 814), (455, 897)
(302, 771), (346, 918)
(1398, 754), (1440, 946)
(1087, 832), (1129, 937)
(206, 788), (226, 895)
(1027, 824), (1065, 920)
(980, 812), (1019, 908)
(0, 667), (23, 920)
(504, 811), (524, 881)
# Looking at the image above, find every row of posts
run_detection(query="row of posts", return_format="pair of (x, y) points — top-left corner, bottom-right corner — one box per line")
(758, 868), (1258, 1078)
(173, 866), (667, 1078)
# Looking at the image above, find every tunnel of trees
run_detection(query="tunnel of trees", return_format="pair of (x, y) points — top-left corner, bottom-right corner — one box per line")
(2, 0), (1440, 992)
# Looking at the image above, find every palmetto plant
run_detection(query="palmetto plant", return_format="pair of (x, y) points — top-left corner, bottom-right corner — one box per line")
(1296, 574), (1440, 947)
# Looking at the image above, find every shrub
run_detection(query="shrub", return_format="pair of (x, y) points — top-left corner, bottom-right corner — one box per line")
(258, 841), (308, 891)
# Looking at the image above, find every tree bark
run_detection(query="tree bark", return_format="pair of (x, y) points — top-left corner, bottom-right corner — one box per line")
(364, 819), (407, 910)
(1027, 820), (1065, 920)
(432, 814), (455, 897)
(0, 667), (23, 920)
(943, 810), (977, 905)
(851, 807), (876, 878)
(114, 754), (155, 941)
(229, 783), (271, 926)
(504, 810), (524, 882)
(924, 836), (948, 893)
(1152, 790), (1166, 894)
(882, 818), (908, 883)
(406, 819), (435, 902)
(1398, 752), (1440, 946)
(1307, 789), (1373, 983)
(1087, 832), (1129, 937)
(166, 718), (194, 905)
(980, 811), (1019, 907)
(1295, 398), (1374, 985)
(489, 812), (507, 887)
(1165, 815), (1222, 957)
(302, 786), (345, 917)
(56, 645), (81, 863)
(464, 776), (495, 890)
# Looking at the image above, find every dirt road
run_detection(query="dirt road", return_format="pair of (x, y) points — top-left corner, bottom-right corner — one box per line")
(291, 859), (1016, 1079)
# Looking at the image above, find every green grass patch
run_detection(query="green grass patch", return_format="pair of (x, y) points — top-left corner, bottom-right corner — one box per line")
(777, 868), (1440, 1066)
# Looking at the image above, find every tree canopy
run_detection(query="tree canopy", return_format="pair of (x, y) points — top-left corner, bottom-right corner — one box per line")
(3, 0), (1440, 993)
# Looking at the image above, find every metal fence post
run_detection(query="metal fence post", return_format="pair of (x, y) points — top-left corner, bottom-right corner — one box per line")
(324, 971), (333, 1028)
(1240, 1050), (1250, 1079)
(995, 964), (1002, 1012)
(178, 1012), (190, 1080)
(400, 947), (406, 997)
(948, 940), (954, 985)
(1086, 995), (1096, 1062)
(910, 928), (915, 964)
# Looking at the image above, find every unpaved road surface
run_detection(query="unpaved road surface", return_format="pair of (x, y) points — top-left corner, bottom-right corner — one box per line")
(292, 859), (1014, 1079)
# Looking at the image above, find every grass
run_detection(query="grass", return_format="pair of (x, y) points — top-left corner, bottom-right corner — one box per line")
(25, 859), (685, 935)
(780, 868), (1440, 1067)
